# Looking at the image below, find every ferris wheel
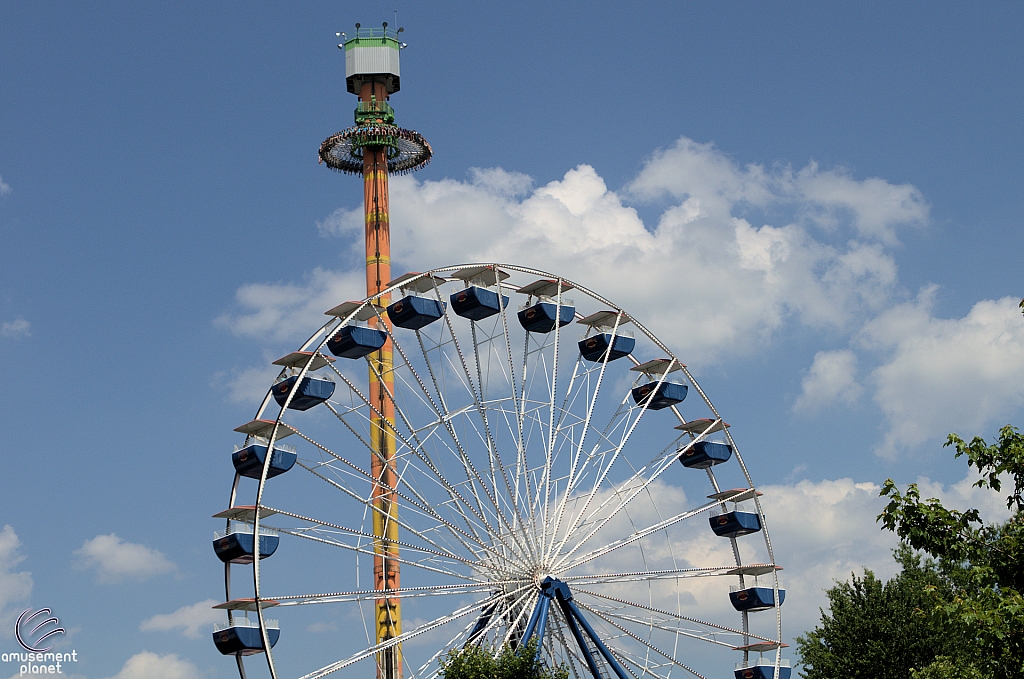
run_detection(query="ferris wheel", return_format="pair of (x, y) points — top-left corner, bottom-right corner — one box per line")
(212, 264), (788, 679)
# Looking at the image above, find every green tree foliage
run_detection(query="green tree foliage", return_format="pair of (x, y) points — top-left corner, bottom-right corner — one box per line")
(439, 640), (569, 679)
(795, 548), (957, 679)
(909, 656), (984, 679)
(878, 425), (1024, 677)
(799, 425), (1024, 678)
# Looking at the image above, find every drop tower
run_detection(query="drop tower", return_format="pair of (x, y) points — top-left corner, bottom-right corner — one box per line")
(318, 22), (432, 679)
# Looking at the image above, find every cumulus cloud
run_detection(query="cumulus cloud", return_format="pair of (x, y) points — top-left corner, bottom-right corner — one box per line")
(757, 478), (899, 639)
(1, 318), (30, 339)
(74, 535), (176, 584)
(794, 349), (863, 413)
(99, 652), (204, 679)
(628, 138), (928, 245)
(860, 289), (1024, 456)
(224, 138), (914, 365)
(0, 526), (33, 638)
(140, 599), (222, 639)
(0, 175), (10, 196)
(758, 467), (1015, 644)
(215, 267), (364, 343)
(211, 364), (279, 405)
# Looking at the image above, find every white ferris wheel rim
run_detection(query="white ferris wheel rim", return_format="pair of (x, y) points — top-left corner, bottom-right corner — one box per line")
(220, 263), (785, 679)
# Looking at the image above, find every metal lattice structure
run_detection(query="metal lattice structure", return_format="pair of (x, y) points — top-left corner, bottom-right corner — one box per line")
(213, 20), (788, 679)
(215, 264), (788, 679)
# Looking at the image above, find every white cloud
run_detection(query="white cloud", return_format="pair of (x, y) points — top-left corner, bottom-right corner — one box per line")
(216, 267), (364, 343)
(74, 535), (176, 584)
(860, 289), (1024, 457)
(0, 175), (10, 196)
(627, 138), (928, 245)
(757, 468), (1015, 646)
(211, 364), (280, 405)
(794, 349), (863, 413)
(0, 526), (33, 638)
(140, 599), (222, 639)
(226, 137), (914, 365)
(99, 652), (204, 679)
(1, 318), (30, 339)
(788, 164), (928, 245)
(757, 478), (899, 640)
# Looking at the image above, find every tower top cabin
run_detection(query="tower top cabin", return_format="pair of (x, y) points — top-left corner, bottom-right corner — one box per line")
(339, 24), (405, 96)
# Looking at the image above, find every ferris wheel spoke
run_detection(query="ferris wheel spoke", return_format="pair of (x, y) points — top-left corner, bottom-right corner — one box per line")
(571, 609), (738, 679)
(572, 607), (714, 679)
(554, 411), (718, 572)
(325, 362), (502, 549)
(289, 430), (489, 556)
(266, 524), (473, 581)
(547, 385), (663, 563)
(265, 581), (517, 606)
(537, 287), (571, 561)
(405, 324), (528, 553)
(606, 631), (707, 679)
(572, 591), (768, 645)
(393, 450), (527, 564)
(547, 337), (624, 562)
(410, 613), (480, 679)
(293, 459), (496, 564)
(389, 321), (505, 531)
(296, 588), (527, 679)
(377, 387), (519, 557)
(556, 494), (723, 572)
(468, 320), (536, 555)
(561, 566), (757, 584)
(496, 589), (541, 649)
(552, 452), (678, 572)
(260, 509), (481, 574)
(290, 432), (497, 560)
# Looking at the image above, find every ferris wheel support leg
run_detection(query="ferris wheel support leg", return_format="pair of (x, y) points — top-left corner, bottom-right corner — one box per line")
(520, 592), (552, 649)
(465, 601), (498, 648)
(547, 580), (628, 679)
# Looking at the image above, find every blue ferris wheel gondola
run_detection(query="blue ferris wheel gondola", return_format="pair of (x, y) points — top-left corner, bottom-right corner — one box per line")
(387, 295), (446, 330)
(679, 440), (733, 469)
(730, 586), (786, 612)
(327, 325), (387, 359)
(271, 376), (336, 411)
(450, 286), (509, 321)
(710, 510), (762, 538)
(213, 621), (280, 656)
(213, 530), (279, 564)
(232, 443), (297, 479)
(518, 302), (575, 333)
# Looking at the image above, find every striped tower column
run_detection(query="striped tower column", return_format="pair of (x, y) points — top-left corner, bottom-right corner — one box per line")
(321, 25), (431, 678)
(360, 80), (402, 679)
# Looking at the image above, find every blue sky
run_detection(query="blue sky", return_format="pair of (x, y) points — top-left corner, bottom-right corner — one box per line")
(1, 2), (1022, 678)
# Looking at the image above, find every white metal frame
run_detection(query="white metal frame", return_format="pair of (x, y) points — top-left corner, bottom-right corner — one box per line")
(219, 264), (785, 679)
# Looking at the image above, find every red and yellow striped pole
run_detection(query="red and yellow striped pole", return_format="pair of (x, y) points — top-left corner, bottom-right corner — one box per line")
(360, 81), (402, 679)
(320, 28), (430, 677)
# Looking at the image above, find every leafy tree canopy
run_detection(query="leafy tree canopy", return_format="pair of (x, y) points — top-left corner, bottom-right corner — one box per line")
(439, 640), (568, 679)
(800, 425), (1024, 678)
(877, 425), (1024, 677)
(795, 548), (958, 679)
